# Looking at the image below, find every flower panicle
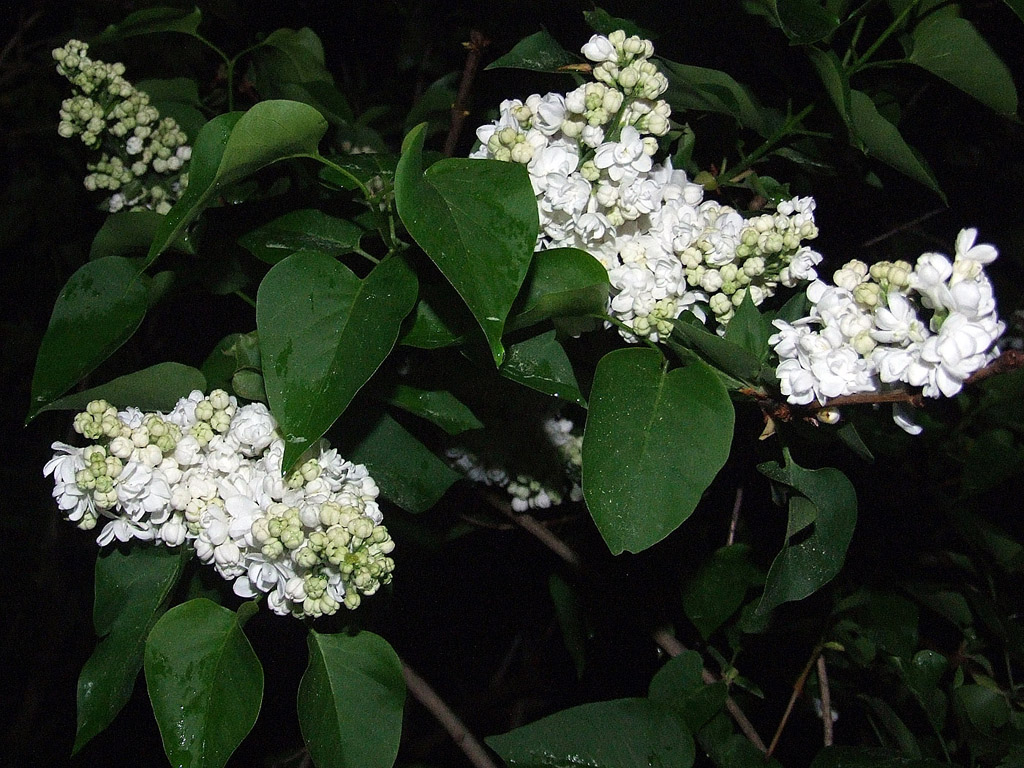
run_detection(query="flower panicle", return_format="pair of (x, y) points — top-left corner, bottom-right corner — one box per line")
(53, 39), (191, 214)
(44, 390), (393, 619)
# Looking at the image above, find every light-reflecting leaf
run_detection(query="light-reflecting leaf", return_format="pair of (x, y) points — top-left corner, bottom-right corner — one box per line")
(507, 247), (610, 332)
(485, 30), (579, 73)
(670, 318), (762, 384)
(39, 363), (205, 415)
(90, 210), (193, 261)
(908, 15), (1018, 115)
(487, 698), (695, 768)
(659, 59), (771, 136)
(724, 293), (771, 363)
(148, 101), (328, 266)
(93, 5), (202, 42)
(583, 349), (734, 554)
(500, 330), (586, 406)
(28, 256), (149, 420)
(756, 452), (857, 613)
(297, 630), (405, 768)
(144, 599), (262, 768)
(257, 253), (418, 470)
(238, 209), (363, 264)
(847, 90), (944, 200)
(387, 384), (483, 435)
(776, 0), (840, 44)
(395, 123), (538, 365)
(73, 547), (185, 753)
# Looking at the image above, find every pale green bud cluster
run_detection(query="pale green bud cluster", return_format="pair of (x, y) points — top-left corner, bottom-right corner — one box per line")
(590, 30), (668, 102)
(632, 298), (679, 339)
(679, 202), (821, 324)
(253, 497), (395, 617)
(75, 444), (123, 511)
(53, 39), (191, 214)
(834, 259), (912, 313)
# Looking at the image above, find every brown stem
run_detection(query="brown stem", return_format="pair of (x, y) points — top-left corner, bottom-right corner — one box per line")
(402, 661), (501, 768)
(727, 487), (743, 547)
(817, 654), (834, 747)
(757, 350), (1024, 423)
(652, 629), (768, 754)
(488, 491), (768, 754)
(767, 645), (822, 758)
(443, 29), (490, 157)
(860, 206), (946, 248)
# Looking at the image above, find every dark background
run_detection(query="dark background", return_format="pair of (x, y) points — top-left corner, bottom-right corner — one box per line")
(3, 1), (1024, 766)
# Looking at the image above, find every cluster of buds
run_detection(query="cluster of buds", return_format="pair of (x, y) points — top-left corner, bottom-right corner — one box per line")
(45, 391), (394, 618)
(682, 197), (823, 324)
(53, 39), (191, 214)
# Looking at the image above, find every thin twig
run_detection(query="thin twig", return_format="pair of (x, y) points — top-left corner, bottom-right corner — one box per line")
(443, 30), (490, 157)
(860, 206), (946, 248)
(495, 497), (583, 570)
(817, 654), (834, 747)
(727, 487), (743, 547)
(489, 491), (768, 754)
(402, 661), (501, 768)
(652, 629), (768, 753)
(767, 645), (822, 758)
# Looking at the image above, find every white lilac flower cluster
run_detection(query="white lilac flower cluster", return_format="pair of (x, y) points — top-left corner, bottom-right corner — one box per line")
(44, 391), (394, 617)
(471, 30), (823, 339)
(53, 40), (192, 214)
(770, 228), (1005, 429)
(446, 416), (583, 512)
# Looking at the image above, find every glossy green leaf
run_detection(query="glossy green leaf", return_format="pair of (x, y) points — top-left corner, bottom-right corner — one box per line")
(231, 369), (267, 402)
(93, 5), (202, 42)
(955, 684), (1009, 732)
(908, 15), (1018, 115)
(848, 90), (944, 200)
(724, 293), (772, 364)
(297, 630), (405, 768)
(146, 113), (240, 266)
(776, 0), (840, 44)
(583, 349), (734, 554)
(395, 123), (538, 365)
(73, 547), (185, 753)
(507, 247), (610, 331)
(145, 599), (263, 768)
(500, 330), (586, 406)
(670, 317), (762, 384)
(249, 28), (338, 98)
(148, 101), (329, 265)
(485, 30), (579, 73)
(486, 698), (695, 768)
(399, 279), (475, 349)
(28, 256), (148, 420)
(1005, 0), (1024, 24)
(345, 411), (461, 513)
(649, 651), (728, 732)
(810, 746), (947, 768)
(89, 210), (192, 261)
(682, 544), (760, 639)
(756, 452), (857, 613)
(387, 384), (483, 435)
(659, 59), (771, 136)
(257, 252), (418, 470)
(38, 363), (205, 415)
(404, 72), (459, 136)
(238, 209), (363, 264)
(583, 8), (655, 38)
